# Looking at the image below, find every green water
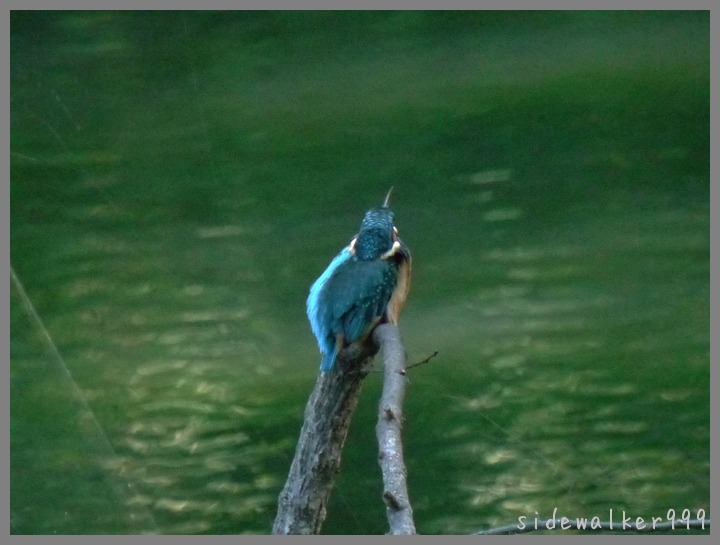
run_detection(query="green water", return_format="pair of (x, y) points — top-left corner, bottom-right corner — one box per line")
(10, 11), (709, 535)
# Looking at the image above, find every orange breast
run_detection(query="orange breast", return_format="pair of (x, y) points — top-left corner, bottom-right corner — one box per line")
(386, 254), (411, 324)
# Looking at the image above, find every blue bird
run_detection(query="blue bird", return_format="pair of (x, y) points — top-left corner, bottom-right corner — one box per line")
(307, 190), (412, 372)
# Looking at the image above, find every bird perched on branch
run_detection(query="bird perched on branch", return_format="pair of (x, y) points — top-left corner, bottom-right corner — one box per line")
(307, 189), (412, 372)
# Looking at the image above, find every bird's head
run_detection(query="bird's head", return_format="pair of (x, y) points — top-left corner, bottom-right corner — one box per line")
(353, 188), (400, 261)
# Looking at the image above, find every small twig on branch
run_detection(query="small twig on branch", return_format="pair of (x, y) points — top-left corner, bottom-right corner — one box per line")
(374, 324), (416, 535)
(403, 350), (439, 373)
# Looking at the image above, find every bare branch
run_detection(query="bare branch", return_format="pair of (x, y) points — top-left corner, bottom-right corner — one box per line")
(272, 339), (378, 535)
(374, 324), (416, 535)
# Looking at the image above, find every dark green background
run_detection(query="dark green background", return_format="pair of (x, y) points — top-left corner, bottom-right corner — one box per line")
(10, 11), (709, 535)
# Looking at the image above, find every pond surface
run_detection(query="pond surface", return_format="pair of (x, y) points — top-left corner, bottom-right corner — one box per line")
(10, 11), (709, 535)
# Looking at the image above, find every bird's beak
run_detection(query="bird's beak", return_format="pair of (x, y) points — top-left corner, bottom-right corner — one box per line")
(382, 187), (394, 208)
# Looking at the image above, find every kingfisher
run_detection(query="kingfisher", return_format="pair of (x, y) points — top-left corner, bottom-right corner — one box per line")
(307, 189), (412, 372)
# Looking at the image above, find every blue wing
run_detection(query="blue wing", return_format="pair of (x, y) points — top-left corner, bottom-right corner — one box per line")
(307, 245), (354, 372)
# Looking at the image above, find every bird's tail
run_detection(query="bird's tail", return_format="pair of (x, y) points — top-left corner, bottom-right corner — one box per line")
(320, 351), (337, 373)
